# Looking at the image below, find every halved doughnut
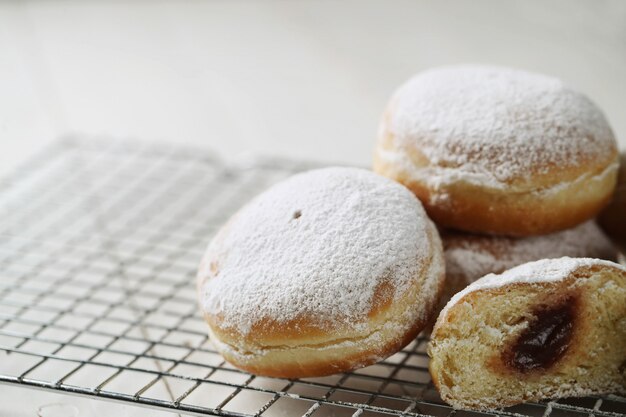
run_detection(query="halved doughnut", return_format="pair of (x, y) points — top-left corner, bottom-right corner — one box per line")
(429, 257), (626, 410)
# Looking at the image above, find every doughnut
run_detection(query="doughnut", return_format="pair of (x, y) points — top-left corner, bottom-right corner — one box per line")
(374, 65), (619, 236)
(428, 257), (626, 410)
(599, 151), (626, 248)
(197, 167), (445, 378)
(440, 220), (617, 312)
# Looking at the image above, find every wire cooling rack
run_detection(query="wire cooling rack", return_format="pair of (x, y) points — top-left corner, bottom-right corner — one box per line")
(0, 139), (624, 417)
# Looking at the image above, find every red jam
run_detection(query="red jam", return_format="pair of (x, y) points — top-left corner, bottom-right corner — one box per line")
(503, 295), (577, 373)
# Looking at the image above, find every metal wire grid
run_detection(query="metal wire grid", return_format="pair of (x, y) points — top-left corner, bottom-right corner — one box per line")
(0, 139), (624, 417)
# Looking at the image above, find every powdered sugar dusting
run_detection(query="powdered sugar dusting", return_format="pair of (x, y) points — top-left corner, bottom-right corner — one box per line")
(199, 167), (435, 335)
(444, 220), (617, 286)
(441, 257), (626, 318)
(387, 65), (616, 187)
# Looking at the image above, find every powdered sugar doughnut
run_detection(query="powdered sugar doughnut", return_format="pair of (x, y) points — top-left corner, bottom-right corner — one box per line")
(429, 257), (626, 410)
(374, 65), (619, 236)
(197, 167), (445, 378)
(440, 220), (617, 310)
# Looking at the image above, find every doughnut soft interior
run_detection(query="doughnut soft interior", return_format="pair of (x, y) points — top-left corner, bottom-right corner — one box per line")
(428, 257), (626, 410)
(197, 167), (445, 378)
(374, 65), (619, 236)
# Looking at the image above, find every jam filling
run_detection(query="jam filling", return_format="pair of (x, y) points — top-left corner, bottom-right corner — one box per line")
(503, 295), (577, 373)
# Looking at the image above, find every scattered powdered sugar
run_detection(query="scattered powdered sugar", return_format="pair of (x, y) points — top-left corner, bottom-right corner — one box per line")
(444, 220), (617, 285)
(387, 65), (617, 188)
(199, 167), (434, 335)
(441, 257), (626, 318)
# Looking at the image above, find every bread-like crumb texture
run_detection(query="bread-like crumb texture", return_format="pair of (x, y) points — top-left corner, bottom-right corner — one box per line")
(428, 258), (626, 410)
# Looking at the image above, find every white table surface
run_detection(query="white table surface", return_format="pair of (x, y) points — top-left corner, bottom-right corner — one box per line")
(1, 1), (625, 415)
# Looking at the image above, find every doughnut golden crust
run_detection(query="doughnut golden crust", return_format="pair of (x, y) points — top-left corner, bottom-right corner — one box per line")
(197, 167), (445, 378)
(428, 258), (626, 410)
(599, 151), (626, 248)
(374, 65), (619, 236)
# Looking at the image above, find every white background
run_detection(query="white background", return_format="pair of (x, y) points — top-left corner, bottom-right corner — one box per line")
(1, 1), (625, 415)
(2, 0), (626, 178)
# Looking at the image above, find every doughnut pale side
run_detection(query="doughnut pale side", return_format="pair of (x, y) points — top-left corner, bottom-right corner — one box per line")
(599, 151), (626, 249)
(429, 257), (626, 410)
(197, 167), (445, 378)
(375, 65), (619, 236)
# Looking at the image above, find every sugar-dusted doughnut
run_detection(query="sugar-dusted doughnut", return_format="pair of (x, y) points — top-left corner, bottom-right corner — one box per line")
(440, 220), (617, 310)
(429, 257), (626, 410)
(374, 65), (619, 236)
(197, 167), (445, 378)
